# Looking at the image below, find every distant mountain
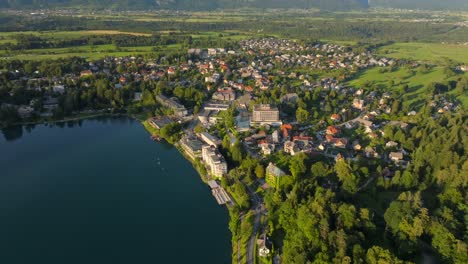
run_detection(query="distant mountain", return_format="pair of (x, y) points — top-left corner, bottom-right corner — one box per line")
(0, 0), (369, 11)
(370, 0), (468, 10)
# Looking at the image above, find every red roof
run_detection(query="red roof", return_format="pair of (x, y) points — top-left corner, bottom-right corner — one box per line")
(326, 126), (340, 135)
(331, 114), (340, 120)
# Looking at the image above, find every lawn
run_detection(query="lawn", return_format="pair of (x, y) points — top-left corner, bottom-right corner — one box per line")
(378, 42), (468, 64)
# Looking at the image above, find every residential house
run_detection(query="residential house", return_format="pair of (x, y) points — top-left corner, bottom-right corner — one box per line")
(353, 98), (365, 110)
(389, 152), (404, 162)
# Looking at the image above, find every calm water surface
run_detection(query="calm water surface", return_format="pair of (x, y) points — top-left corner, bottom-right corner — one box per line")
(0, 117), (230, 264)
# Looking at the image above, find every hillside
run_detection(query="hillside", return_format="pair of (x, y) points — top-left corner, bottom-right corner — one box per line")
(370, 0), (468, 10)
(1, 0), (369, 11)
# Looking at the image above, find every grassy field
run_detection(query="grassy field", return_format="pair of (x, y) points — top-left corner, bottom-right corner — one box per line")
(378, 42), (468, 64)
(0, 43), (182, 60)
(0, 29), (257, 60)
(348, 66), (467, 109)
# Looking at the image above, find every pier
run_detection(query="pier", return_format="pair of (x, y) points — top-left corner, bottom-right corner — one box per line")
(208, 180), (233, 205)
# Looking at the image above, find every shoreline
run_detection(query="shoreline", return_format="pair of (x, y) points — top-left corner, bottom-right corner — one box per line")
(0, 112), (123, 129)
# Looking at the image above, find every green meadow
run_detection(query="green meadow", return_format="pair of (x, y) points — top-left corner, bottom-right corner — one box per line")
(348, 66), (467, 109)
(378, 42), (468, 64)
(0, 43), (182, 60)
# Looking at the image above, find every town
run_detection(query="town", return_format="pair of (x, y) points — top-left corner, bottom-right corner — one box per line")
(1, 36), (466, 263)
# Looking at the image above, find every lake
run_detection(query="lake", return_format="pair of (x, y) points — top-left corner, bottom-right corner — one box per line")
(0, 117), (231, 264)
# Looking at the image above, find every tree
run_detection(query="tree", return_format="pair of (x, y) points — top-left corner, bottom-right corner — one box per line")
(289, 152), (307, 179)
(335, 159), (359, 194)
(366, 246), (404, 264)
(296, 107), (309, 124)
(311, 161), (329, 178)
(255, 164), (265, 179)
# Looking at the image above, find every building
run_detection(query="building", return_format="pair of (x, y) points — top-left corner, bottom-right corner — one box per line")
(202, 145), (228, 178)
(457, 65), (468, 72)
(236, 111), (251, 132)
(156, 94), (188, 117)
(180, 137), (204, 160)
(389, 152), (404, 162)
(199, 132), (221, 146)
(212, 88), (236, 102)
(353, 99), (365, 110)
(251, 104), (281, 126)
(80, 70), (93, 77)
(148, 116), (172, 129)
(204, 103), (229, 111)
(266, 162), (287, 188)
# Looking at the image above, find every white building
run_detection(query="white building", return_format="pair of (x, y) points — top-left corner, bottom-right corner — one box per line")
(251, 104), (282, 126)
(202, 145), (228, 178)
(199, 132), (221, 146)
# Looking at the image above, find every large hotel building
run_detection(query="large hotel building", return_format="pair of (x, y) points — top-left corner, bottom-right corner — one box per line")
(250, 104), (282, 126)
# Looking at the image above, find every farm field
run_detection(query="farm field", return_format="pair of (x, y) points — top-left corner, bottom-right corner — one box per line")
(378, 42), (468, 64)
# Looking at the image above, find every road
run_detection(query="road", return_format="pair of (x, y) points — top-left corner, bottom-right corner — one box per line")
(244, 183), (266, 264)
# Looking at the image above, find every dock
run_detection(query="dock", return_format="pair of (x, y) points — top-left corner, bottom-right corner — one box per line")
(208, 180), (233, 205)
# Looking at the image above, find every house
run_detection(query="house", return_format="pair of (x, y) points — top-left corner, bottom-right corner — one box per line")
(330, 114), (341, 122)
(365, 146), (380, 158)
(212, 88), (236, 102)
(52, 85), (65, 94)
(167, 67), (176, 75)
(389, 152), (404, 162)
(17, 105), (34, 118)
(259, 142), (275, 156)
(280, 93), (298, 104)
(257, 234), (271, 258)
(457, 65), (468, 72)
(80, 70), (93, 77)
(326, 126), (340, 136)
(133, 92), (142, 101)
(284, 141), (298, 155)
(43, 96), (59, 111)
(353, 141), (362, 151)
(353, 98), (365, 110)
(266, 163), (287, 188)
(385, 141), (399, 148)
(272, 130), (280, 144)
